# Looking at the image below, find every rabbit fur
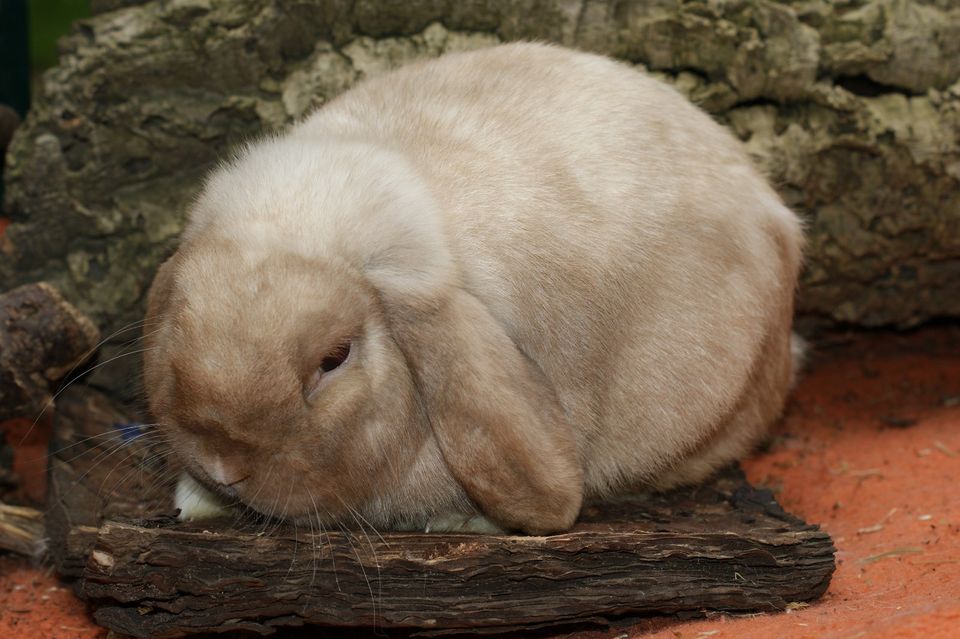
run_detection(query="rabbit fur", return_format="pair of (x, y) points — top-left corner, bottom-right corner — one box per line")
(143, 42), (804, 535)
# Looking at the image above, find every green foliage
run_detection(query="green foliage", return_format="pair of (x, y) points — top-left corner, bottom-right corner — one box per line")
(29, 0), (90, 71)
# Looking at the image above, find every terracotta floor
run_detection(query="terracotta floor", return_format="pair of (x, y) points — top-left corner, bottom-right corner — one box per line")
(1, 326), (958, 639)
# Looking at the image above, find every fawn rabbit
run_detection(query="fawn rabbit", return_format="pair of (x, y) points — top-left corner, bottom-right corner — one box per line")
(144, 43), (803, 535)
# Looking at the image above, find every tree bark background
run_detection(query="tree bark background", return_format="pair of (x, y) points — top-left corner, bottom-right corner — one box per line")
(2, 1), (958, 396)
(0, 283), (100, 421)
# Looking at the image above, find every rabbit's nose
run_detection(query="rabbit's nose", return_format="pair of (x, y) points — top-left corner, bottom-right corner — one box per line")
(202, 456), (249, 497)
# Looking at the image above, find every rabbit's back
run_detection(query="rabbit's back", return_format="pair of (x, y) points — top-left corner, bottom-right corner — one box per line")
(298, 43), (803, 494)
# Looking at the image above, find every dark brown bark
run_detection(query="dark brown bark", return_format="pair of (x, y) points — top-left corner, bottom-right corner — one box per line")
(0, 282), (100, 421)
(47, 386), (835, 638)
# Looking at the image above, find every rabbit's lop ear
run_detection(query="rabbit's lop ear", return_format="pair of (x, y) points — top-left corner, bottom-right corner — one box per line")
(146, 257), (177, 324)
(393, 289), (584, 535)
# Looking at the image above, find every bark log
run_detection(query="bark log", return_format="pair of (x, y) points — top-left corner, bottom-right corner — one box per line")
(4, 0), (958, 398)
(0, 282), (100, 421)
(83, 508), (835, 639)
(47, 386), (835, 638)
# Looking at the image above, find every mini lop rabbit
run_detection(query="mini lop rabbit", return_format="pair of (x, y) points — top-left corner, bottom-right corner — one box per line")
(144, 43), (803, 535)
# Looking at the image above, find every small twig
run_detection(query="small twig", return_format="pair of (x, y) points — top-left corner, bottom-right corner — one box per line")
(934, 441), (957, 458)
(857, 508), (898, 535)
(856, 524), (883, 535)
(0, 501), (46, 560)
(859, 547), (923, 565)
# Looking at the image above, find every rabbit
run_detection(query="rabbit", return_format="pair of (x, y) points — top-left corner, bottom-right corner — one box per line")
(143, 42), (804, 536)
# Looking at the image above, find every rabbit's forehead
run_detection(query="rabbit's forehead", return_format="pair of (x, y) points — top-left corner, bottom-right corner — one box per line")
(167, 338), (301, 427)
(166, 242), (373, 387)
(169, 281), (360, 380)
(178, 241), (361, 309)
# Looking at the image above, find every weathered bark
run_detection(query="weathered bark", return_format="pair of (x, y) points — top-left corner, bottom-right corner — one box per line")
(0, 282), (100, 421)
(5, 1), (960, 318)
(47, 386), (835, 638)
(84, 506), (835, 639)
(3, 1), (958, 397)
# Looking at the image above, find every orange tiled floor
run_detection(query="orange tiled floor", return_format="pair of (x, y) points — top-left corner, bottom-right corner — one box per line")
(2, 326), (959, 639)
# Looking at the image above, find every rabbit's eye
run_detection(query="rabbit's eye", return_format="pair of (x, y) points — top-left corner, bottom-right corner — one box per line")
(305, 340), (353, 402)
(320, 341), (351, 373)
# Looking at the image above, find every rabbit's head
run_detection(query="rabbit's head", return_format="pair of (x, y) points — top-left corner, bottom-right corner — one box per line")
(144, 242), (434, 524)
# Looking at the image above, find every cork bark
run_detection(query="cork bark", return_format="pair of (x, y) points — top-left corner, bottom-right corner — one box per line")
(2, 1), (958, 395)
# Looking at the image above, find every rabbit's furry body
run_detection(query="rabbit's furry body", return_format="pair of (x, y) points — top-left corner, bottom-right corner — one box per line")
(145, 43), (803, 535)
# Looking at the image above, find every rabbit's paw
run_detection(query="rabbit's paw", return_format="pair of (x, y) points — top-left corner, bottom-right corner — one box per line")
(175, 472), (232, 521)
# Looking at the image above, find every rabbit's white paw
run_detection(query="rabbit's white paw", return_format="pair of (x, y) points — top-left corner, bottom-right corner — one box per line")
(175, 472), (231, 521)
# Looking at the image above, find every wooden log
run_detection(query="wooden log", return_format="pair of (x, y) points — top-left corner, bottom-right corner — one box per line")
(0, 282), (100, 421)
(48, 387), (835, 638)
(81, 492), (835, 638)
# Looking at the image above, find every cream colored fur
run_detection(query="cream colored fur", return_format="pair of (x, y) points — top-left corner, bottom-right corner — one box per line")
(148, 43), (804, 534)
